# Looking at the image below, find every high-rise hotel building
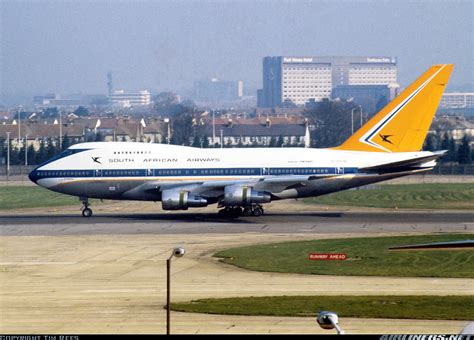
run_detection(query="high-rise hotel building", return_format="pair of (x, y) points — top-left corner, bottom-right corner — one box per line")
(258, 56), (398, 107)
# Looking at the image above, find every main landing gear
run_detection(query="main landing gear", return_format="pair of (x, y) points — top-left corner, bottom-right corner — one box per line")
(80, 197), (93, 217)
(218, 205), (264, 218)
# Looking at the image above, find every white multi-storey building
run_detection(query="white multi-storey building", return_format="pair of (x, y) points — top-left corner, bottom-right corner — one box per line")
(439, 93), (474, 109)
(259, 56), (398, 107)
(348, 64), (397, 85)
(109, 90), (151, 108)
(281, 61), (332, 104)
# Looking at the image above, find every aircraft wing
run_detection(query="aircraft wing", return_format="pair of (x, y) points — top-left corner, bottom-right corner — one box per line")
(359, 150), (447, 174)
(253, 174), (336, 193)
(127, 174), (335, 199)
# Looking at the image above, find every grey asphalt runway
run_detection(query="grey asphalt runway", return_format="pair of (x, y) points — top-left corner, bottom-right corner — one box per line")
(1, 211), (473, 236)
(1, 207), (473, 334)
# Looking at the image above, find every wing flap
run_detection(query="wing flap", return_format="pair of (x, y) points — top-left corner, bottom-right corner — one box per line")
(138, 175), (335, 198)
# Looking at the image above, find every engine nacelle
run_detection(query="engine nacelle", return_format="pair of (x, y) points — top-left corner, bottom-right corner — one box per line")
(161, 189), (208, 210)
(223, 185), (271, 206)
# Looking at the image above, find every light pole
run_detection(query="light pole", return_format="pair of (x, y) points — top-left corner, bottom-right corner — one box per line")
(358, 105), (363, 128)
(6, 132), (10, 182)
(18, 106), (22, 148)
(350, 108), (356, 135)
(25, 134), (28, 166)
(164, 118), (170, 144)
(166, 247), (185, 335)
(59, 110), (62, 150)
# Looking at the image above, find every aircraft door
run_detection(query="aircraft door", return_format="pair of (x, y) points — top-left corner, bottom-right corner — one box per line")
(261, 167), (270, 176)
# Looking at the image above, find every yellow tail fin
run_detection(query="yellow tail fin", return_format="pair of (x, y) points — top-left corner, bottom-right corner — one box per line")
(336, 64), (453, 152)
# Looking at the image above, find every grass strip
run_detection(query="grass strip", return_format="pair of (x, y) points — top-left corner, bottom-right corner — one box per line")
(0, 186), (87, 209)
(304, 183), (474, 210)
(215, 234), (474, 278)
(172, 295), (474, 320)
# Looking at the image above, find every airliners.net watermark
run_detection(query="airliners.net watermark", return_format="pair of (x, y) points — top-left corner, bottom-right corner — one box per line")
(380, 335), (472, 340)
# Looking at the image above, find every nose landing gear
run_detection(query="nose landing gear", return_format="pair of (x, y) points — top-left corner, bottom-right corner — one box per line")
(80, 197), (93, 217)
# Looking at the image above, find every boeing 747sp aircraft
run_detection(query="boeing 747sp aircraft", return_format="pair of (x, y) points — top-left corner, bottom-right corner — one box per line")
(29, 64), (453, 217)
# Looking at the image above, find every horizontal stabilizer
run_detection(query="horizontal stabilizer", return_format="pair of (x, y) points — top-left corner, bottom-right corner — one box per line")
(359, 151), (447, 174)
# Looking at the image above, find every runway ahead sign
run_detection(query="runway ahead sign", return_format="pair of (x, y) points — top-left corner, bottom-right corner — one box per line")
(308, 253), (347, 260)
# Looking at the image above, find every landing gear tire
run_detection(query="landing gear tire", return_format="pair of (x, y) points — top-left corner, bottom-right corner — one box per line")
(80, 197), (92, 218)
(242, 207), (253, 216)
(82, 207), (93, 217)
(218, 207), (242, 218)
(231, 207), (242, 217)
(252, 207), (264, 216)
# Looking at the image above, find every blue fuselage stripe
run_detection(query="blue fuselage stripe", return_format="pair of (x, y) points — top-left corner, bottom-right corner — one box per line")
(32, 167), (359, 179)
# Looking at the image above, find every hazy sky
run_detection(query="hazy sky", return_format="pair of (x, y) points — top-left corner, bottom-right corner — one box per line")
(1, 0), (473, 100)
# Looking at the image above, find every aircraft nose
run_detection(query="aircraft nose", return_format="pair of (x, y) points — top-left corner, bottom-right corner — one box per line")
(28, 169), (39, 184)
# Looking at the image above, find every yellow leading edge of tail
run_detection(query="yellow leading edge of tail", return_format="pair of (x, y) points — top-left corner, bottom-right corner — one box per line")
(336, 64), (453, 153)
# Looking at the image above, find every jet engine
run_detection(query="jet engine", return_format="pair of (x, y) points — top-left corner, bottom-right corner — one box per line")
(161, 189), (208, 210)
(223, 185), (271, 206)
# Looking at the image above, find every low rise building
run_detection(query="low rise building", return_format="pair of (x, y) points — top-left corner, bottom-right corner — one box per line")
(193, 116), (309, 147)
(431, 115), (474, 141)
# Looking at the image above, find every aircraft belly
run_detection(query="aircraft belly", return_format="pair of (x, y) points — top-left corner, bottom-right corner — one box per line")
(47, 179), (149, 200)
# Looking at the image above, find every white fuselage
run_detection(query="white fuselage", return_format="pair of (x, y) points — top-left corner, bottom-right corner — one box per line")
(30, 142), (435, 203)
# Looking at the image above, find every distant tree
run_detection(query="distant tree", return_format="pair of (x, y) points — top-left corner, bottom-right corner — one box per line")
(153, 92), (180, 115)
(0, 139), (5, 161)
(201, 136), (210, 148)
(61, 134), (71, 151)
(155, 91), (179, 106)
(170, 113), (193, 146)
(440, 132), (455, 163)
(19, 143), (26, 164)
(281, 98), (297, 108)
(303, 99), (356, 148)
(27, 144), (35, 165)
(42, 107), (59, 118)
(191, 135), (201, 148)
(74, 106), (90, 117)
(457, 134), (472, 164)
(423, 133), (436, 151)
(276, 135), (284, 147)
(9, 146), (20, 165)
(45, 138), (57, 160)
(90, 97), (109, 107)
(36, 140), (47, 164)
(375, 96), (388, 113)
(268, 136), (277, 147)
(94, 132), (103, 142)
(448, 136), (457, 163)
(13, 110), (28, 120)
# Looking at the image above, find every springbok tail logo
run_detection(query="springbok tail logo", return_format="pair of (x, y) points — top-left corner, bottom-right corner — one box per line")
(336, 64), (453, 153)
(379, 134), (394, 145)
